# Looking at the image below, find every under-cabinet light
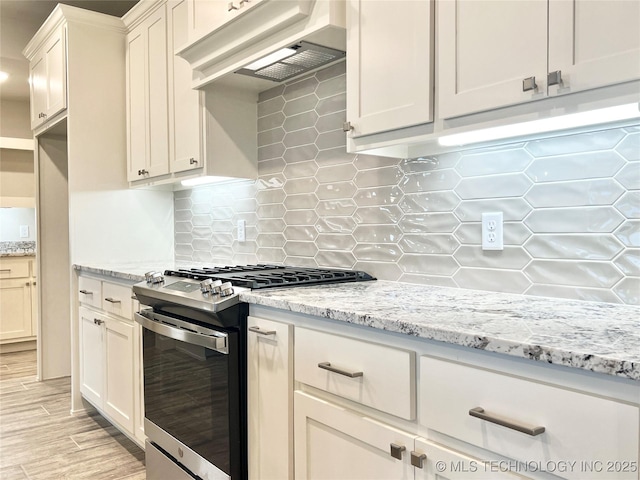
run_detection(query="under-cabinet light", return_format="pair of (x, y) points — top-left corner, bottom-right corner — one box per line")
(0, 71), (8, 83)
(181, 176), (236, 187)
(438, 102), (640, 147)
(244, 48), (297, 71)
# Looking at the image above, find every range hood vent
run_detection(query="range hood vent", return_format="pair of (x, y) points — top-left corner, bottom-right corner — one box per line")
(235, 41), (345, 83)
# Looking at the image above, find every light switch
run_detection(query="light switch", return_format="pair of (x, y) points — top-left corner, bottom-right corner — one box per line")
(19, 225), (29, 238)
(237, 220), (246, 242)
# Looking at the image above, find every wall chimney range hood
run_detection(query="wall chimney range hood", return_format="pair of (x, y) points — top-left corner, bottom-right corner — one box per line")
(235, 41), (345, 82)
(176, 0), (346, 93)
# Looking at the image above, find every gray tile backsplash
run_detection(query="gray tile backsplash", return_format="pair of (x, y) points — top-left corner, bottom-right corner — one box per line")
(175, 61), (640, 305)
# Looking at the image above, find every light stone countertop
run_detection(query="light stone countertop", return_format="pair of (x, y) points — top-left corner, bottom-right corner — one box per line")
(73, 263), (640, 381)
(0, 241), (36, 257)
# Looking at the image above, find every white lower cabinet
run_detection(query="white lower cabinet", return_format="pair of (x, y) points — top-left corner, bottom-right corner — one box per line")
(79, 306), (135, 435)
(0, 257), (36, 344)
(78, 275), (141, 445)
(294, 392), (525, 480)
(294, 390), (416, 480)
(420, 356), (639, 480)
(247, 316), (293, 480)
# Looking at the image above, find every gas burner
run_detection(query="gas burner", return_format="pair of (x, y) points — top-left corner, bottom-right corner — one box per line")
(164, 264), (376, 289)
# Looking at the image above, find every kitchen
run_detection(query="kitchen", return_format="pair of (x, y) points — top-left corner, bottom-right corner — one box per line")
(0, 0), (638, 479)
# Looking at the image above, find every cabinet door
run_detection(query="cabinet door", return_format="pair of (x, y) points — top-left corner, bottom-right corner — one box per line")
(0, 278), (32, 340)
(168, 0), (203, 174)
(548, 0), (640, 96)
(413, 438), (528, 480)
(29, 52), (48, 129)
(79, 307), (104, 407)
(346, 0), (433, 137)
(437, 0), (548, 119)
(126, 6), (170, 182)
(247, 316), (293, 480)
(104, 317), (135, 434)
(146, 7), (170, 178)
(44, 26), (67, 121)
(294, 391), (416, 480)
(126, 27), (148, 181)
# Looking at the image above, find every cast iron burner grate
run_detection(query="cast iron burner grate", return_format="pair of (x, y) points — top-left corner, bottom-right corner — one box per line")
(164, 265), (376, 289)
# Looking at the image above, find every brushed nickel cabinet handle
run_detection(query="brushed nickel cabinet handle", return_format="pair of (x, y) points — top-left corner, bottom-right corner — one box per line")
(228, 2), (238, 10)
(343, 121), (354, 132)
(410, 451), (427, 468)
(318, 361), (363, 378)
(138, 169), (149, 176)
(104, 297), (121, 304)
(0, 269), (12, 273)
(26, 282), (30, 286)
(94, 318), (104, 325)
(469, 407), (545, 436)
(189, 158), (198, 165)
(548, 70), (563, 86)
(248, 326), (276, 336)
(79, 289), (93, 295)
(390, 443), (406, 460)
(131, 295), (138, 300)
(522, 76), (537, 92)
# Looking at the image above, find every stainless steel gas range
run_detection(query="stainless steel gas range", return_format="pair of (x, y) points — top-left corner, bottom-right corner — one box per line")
(133, 265), (375, 480)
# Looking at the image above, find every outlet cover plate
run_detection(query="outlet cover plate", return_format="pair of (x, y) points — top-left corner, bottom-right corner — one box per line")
(482, 212), (503, 251)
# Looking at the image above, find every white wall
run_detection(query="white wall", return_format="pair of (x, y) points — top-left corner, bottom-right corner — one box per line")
(0, 208), (36, 241)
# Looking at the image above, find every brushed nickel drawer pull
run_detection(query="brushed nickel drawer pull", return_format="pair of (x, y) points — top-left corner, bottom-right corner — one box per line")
(469, 407), (545, 436)
(410, 451), (427, 468)
(104, 297), (121, 304)
(131, 295), (138, 300)
(248, 326), (276, 336)
(390, 443), (406, 460)
(94, 318), (104, 325)
(318, 362), (363, 378)
(522, 76), (537, 92)
(0, 269), (12, 273)
(79, 289), (93, 295)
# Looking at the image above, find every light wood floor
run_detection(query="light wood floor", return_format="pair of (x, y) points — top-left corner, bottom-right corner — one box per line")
(0, 350), (145, 479)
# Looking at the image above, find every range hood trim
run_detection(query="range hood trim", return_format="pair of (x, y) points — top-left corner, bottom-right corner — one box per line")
(175, 0), (346, 93)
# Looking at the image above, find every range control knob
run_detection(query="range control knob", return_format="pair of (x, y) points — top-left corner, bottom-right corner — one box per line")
(144, 271), (157, 283)
(219, 281), (234, 297)
(200, 279), (214, 293)
(201, 279), (223, 295)
(149, 272), (164, 284)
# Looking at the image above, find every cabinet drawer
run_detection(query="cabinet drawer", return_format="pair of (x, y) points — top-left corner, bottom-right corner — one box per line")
(0, 259), (30, 278)
(78, 276), (102, 308)
(420, 356), (639, 480)
(295, 327), (415, 420)
(102, 282), (133, 320)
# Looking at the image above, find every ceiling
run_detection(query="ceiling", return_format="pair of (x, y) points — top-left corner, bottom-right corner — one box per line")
(0, 0), (138, 102)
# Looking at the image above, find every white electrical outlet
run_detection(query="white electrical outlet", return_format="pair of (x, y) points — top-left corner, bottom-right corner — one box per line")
(19, 225), (29, 238)
(237, 219), (246, 242)
(481, 212), (503, 251)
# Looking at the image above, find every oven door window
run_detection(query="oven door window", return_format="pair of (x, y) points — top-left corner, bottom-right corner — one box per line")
(142, 327), (237, 476)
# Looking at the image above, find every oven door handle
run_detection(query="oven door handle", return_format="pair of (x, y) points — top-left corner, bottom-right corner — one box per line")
(134, 311), (229, 354)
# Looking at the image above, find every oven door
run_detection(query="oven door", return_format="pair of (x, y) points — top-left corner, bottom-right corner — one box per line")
(135, 309), (244, 480)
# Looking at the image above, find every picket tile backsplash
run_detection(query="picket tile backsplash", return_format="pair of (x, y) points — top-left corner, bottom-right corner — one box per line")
(175, 61), (640, 305)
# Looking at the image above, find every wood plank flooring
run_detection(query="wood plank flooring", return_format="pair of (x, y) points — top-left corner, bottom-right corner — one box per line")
(0, 350), (146, 479)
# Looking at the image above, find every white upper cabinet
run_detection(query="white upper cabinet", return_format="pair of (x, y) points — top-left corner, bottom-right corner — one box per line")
(28, 25), (67, 129)
(168, 0), (203, 174)
(438, 0), (640, 119)
(126, 5), (170, 182)
(346, 0), (433, 138)
(548, 0), (640, 96)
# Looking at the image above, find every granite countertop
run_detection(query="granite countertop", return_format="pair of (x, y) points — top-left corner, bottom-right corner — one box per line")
(74, 263), (640, 381)
(0, 241), (36, 257)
